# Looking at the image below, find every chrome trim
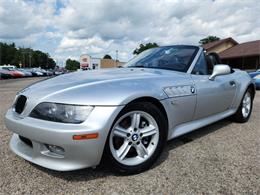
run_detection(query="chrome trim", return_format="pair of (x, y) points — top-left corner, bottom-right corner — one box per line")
(187, 47), (203, 74)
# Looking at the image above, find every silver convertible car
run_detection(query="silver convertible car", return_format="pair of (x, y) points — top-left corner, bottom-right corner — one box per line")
(5, 45), (255, 174)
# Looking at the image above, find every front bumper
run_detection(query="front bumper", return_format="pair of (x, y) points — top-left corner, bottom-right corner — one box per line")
(5, 106), (123, 171)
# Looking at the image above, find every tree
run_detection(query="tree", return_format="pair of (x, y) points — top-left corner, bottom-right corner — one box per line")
(133, 42), (159, 55)
(199, 36), (220, 45)
(103, 54), (112, 59)
(65, 59), (80, 71)
(0, 41), (56, 68)
(133, 43), (159, 55)
(47, 57), (56, 69)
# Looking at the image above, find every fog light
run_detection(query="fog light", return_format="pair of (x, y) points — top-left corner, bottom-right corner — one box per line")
(46, 144), (65, 156)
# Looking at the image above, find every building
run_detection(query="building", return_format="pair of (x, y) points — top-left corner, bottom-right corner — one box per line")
(80, 54), (124, 70)
(80, 54), (91, 69)
(219, 40), (260, 70)
(202, 38), (260, 70)
(202, 37), (238, 54)
(101, 59), (124, 68)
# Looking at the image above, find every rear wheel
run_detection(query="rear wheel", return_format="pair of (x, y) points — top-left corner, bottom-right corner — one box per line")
(231, 88), (253, 123)
(104, 102), (167, 174)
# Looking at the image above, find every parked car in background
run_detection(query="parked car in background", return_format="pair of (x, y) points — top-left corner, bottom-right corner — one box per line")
(39, 68), (48, 76)
(0, 65), (16, 70)
(29, 68), (44, 77)
(46, 69), (54, 76)
(18, 69), (33, 77)
(248, 70), (260, 78)
(0, 69), (13, 79)
(54, 70), (63, 75)
(252, 74), (260, 89)
(0, 65), (55, 79)
(31, 68), (54, 76)
(1, 67), (24, 78)
(54, 67), (68, 75)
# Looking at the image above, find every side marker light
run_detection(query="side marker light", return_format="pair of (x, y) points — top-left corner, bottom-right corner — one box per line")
(73, 133), (99, 140)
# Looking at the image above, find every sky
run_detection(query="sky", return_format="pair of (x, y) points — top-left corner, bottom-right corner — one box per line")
(0, 0), (260, 66)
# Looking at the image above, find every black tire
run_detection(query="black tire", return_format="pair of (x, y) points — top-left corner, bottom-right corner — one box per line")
(103, 101), (167, 174)
(230, 88), (253, 123)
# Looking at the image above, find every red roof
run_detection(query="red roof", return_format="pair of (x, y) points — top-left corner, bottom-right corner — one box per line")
(202, 37), (238, 50)
(219, 40), (260, 59)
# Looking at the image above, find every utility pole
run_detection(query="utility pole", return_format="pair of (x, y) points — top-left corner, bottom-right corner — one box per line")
(56, 59), (58, 69)
(22, 52), (25, 68)
(29, 51), (32, 68)
(46, 56), (49, 69)
(116, 50), (118, 67)
(22, 46), (25, 68)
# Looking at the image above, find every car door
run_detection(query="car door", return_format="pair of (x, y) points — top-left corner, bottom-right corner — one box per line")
(191, 52), (237, 119)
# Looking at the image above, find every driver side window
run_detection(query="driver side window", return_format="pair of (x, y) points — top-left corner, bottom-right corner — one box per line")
(192, 53), (208, 75)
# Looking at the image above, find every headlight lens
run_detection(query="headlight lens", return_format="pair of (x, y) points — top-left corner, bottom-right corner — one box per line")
(29, 102), (94, 124)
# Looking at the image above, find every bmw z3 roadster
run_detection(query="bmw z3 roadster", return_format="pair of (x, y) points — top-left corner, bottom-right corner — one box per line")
(5, 45), (255, 174)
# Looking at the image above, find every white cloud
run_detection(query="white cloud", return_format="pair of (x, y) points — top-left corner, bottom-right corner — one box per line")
(0, 0), (56, 40)
(0, 0), (260, 63)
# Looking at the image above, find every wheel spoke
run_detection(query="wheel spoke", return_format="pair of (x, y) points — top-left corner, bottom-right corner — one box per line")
(114, 126), (128, 138)
(117, 141), (131, 160)
(246, 96), (250, 104)
(242, 107), (245, 115)
(136, 143), (148, 158)
(131, 113), (141, 129)
(140, 125), (157, 137)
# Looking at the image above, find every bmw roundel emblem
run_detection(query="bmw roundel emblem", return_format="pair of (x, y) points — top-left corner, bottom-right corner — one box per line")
(132, 134), (139, 141)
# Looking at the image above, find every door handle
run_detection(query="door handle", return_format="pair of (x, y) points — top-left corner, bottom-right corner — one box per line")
(229, 81), (236, 87)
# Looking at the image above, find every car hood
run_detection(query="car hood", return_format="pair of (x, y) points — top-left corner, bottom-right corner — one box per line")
(22, 68), (165, 91)
(19, 68), (192, 106)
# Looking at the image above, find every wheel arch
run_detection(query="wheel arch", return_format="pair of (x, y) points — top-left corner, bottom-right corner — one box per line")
(125, 96), (169, 133)
(247, 83), (256, 99)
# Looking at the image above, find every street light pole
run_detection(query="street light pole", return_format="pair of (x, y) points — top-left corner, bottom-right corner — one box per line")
(116, 50), (118, 67)
(29, 51), (32, 68)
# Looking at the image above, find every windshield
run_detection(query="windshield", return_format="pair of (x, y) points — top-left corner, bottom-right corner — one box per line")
(2, 67), (15, 71)
(124, 46), (199, 72)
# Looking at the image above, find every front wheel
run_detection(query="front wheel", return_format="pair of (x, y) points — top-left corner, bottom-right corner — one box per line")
(231, 88), (253, 123)
(104, 102), (167, 174)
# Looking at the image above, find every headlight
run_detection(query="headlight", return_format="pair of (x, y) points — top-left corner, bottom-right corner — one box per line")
(29, 102), (94, 124)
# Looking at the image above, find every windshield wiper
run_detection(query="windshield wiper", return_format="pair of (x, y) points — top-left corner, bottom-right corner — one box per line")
(128, 64), (146, 68)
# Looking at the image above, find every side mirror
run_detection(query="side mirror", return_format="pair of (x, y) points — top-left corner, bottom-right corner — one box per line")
(209, 64), (231, 81)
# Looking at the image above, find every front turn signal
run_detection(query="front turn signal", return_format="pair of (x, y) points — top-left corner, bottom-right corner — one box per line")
(73, 133), (99, 140)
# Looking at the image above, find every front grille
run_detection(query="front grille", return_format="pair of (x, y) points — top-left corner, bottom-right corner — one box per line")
(19, 135), (33, 148)
(14, 95), (27, 114)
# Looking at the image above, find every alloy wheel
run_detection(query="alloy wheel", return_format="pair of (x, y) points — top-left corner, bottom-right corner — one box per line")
(109, 111), (159, 166)
(242, 91), (251, 118)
